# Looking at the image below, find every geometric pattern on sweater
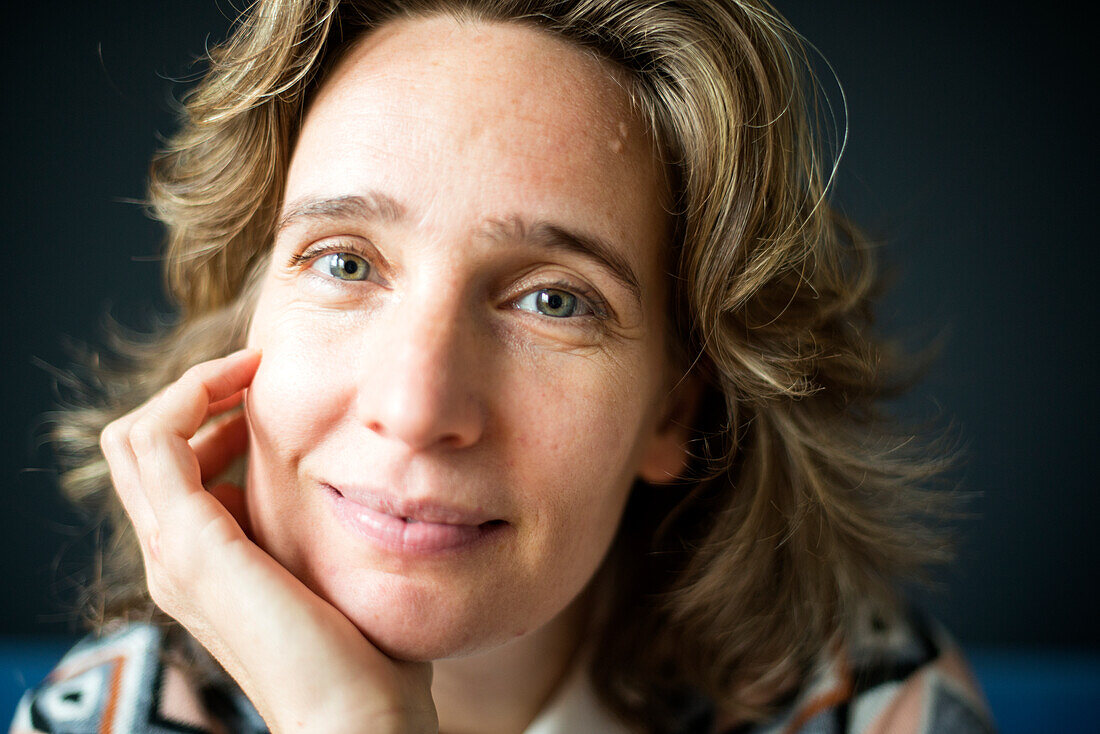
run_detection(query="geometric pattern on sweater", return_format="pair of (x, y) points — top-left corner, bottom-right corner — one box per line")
(724, 603), (996, 734)
(10, 603), (996, 733)
(9, 623), (266, 734)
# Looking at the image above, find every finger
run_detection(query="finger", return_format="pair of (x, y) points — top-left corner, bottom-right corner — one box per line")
(130, 374), (239, 424)
(192, 410), (249, 484)
(143, 348), (261, 443)
(130, 349), (259, 519)
(100, 415), (159, 540)
(207, 389), (245, 418)
(98, 363), (222, 541)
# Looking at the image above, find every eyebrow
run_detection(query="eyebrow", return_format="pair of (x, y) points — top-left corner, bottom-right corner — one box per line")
(277, 192), (405, 232)
(277, 193), (642, 302)
(481, 216), (642, 303)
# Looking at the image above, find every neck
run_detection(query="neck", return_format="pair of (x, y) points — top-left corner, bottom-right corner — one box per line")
(431, 594), (589, 734)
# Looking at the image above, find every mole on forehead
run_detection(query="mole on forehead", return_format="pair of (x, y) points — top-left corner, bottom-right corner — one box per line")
(608, 121), (632, 155)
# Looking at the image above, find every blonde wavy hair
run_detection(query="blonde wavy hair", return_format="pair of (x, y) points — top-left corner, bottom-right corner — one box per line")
(53, 0), (954, 728)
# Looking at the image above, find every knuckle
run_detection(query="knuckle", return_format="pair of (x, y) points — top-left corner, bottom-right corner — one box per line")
(178, 366), (213, 400)
(128, 419), (159, 456)
(99, 419), (124, 453)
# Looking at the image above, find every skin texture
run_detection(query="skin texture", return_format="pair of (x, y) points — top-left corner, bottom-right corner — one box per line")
(245, 12), (689, 668)
(103, 14), (696, 734)
(101, 351), (437, 733)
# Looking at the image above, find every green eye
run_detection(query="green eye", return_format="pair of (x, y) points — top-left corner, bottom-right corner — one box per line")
(314, 252), (370, 281)
(516, 288), (586, 318)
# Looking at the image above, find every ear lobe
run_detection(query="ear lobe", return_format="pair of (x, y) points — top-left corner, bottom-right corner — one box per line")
(638, 373), (703, 484)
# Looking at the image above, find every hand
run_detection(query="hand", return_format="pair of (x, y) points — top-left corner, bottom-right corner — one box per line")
(99, 349), (437, 733)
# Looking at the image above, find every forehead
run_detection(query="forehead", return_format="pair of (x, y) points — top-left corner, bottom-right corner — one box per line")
(311, 14), (640, 152)
(286, 14), (669, 273)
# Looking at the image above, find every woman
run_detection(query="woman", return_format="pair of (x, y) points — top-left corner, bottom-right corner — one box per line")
(12, 1), (993, 732)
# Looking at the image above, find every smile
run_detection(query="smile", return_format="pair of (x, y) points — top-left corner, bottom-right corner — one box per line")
(323, 483), (509, 555)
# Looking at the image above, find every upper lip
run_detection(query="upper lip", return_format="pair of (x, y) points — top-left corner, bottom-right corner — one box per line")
(324, 482), (502, 526)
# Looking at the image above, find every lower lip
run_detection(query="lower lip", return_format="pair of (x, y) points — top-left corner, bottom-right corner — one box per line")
(326, 488), (507, 555)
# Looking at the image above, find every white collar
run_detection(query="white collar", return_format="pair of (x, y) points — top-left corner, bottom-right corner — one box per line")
(523, 658), (635, 734)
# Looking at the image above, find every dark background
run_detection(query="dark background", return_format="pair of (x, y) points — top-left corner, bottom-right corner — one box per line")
(2, 1), (1095, 651)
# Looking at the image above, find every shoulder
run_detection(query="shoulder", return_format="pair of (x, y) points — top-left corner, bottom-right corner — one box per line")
(9, 622), (267, 734)
(722, 605), (996, 734)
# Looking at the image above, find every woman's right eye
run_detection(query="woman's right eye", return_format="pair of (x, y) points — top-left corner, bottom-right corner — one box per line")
(311, 252), (371, 281)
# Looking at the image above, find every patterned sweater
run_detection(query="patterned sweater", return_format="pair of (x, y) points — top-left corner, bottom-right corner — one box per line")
(9, 606), (995, 733)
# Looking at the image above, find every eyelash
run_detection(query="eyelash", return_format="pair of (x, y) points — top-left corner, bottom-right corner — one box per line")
(288, 241), (610, 321)
(289, 242), (379, 277)
(522, 279), (609, 320)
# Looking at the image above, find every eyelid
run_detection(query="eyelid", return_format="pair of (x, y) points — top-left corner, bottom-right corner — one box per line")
(288, 239), (390, 285)
(512, 279), (611, 321)
(286, 241), (612, 321)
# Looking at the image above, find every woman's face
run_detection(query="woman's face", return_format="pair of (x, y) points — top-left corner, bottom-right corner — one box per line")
(245, 14), (691, 661)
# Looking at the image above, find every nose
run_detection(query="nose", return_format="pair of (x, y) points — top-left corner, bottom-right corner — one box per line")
(355, 289), (487, 452)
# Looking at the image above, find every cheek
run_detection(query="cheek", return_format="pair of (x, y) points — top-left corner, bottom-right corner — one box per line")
(243, 304), (360, 550)
(521, 350), (652, 471)
(503, 362), (651, 557)
(246, 305), (359, 454)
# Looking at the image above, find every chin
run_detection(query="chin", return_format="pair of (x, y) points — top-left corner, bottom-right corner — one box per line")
(355, 620), (487, 663)
(306, 563), (515, 663)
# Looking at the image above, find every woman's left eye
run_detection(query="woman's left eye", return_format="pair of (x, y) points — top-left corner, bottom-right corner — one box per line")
(514, 288), (592, 318)
(311, 252), (371, 281)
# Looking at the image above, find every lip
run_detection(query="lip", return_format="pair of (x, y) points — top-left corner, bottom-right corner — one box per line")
(323, 483), (508, 555)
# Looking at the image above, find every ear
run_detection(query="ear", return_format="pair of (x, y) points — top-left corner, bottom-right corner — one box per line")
(638, 372), (704, 484)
